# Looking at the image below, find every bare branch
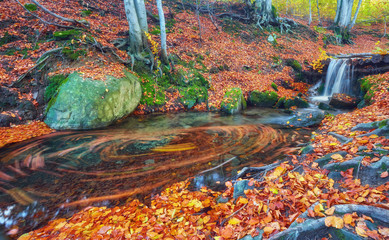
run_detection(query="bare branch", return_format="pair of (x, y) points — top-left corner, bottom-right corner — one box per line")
(30, 0), (88, 27)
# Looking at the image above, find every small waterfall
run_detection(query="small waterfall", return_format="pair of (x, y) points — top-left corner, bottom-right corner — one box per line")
(321, 58), (355, 99)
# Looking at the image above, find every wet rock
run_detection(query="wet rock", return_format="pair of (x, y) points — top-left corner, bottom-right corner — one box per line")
(315, 151), (348, 167)
(233, 180), (254, 199)
(284, 96), (309, 108)
(351, 119), (388, 131)
(300, 144), (314, 154)
(0, 86), (18, 111)
(329, 93), (357, 109)
(318, 102), (334, 111)
(239, 229), (263, 240)
(357, 125), (389, 138)
(287, 110), (325, 127)
(248, 90), (278, 108)
(220, 88), (247, 115)
(328, 132), (352, 144)
(371, 156), (389, 170)
(45, 71), (142, 130)
(216, 195), (229, 204)
(323, 156), (363, 172)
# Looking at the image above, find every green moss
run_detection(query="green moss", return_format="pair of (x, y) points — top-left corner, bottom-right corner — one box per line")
(0, 32), (17, 47)
(62, 48), (87, 60)
(285, 59), (302, 72)
(139, 76), (166, 106)
(53, 30), (81, 39)
(180, 85), (208, 109)
(275, 97), (286, 108)
(24, 3), (37, 11)
(221, 88), (246, 114)
(317, 82), (325, 95)
(271, 5), (278, 18)
(271, 82), (278, 91)
(45, 74), (69, 113)
(359, 77), (376, 105)
(249, 90), (279, 108)
(45, 74), (68, 102)
(284, 96), (309, 108)
(81, 9), (92, 17)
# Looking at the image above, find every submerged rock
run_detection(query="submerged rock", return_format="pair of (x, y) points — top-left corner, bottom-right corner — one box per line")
(287, 110), (325, 127)
(45, 71), (141, 130)
(220, 88), (247, 115)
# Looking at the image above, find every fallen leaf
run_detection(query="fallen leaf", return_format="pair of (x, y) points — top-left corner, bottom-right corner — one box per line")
(325, 216), (344, 229)
(355, 226), (368, 237)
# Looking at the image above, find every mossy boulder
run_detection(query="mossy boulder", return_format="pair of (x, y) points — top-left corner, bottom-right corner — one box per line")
(45, 71), (141, 130)
(220, 88), (246, 114)
(277, 96), (309, 109)
(180, 86), (208, 109)
(248, 90), (278, 108)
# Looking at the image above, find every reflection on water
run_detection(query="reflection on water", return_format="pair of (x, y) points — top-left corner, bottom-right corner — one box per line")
(0, 109), (311, 236)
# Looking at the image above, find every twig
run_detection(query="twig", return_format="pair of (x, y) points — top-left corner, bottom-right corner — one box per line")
(10, 55), (50, 87)
(198, 156), (237, 174)
(15, 0), (78, 29)
(220, 203), (247, 226)
(31, 0), (87, 27)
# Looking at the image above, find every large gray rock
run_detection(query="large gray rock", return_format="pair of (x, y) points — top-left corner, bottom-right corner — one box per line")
(45, 71), (141, 130)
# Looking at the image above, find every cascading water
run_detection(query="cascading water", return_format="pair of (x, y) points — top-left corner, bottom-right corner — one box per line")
(313, 58), (356, 101)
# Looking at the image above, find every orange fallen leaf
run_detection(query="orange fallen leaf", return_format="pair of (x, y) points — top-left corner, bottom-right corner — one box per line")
(380, 171), (388, 178)
(325, 216), (344, 229)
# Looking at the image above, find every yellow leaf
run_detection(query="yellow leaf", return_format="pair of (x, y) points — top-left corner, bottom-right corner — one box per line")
(355, 226), (368, 237)
(238, 197), (248, 204)
(325, 206), (335, 216)
(369, 134), (379, 139)
(343, 213), (353, 225)
(228, 217), (241, 225)
(273, 166), (286, 178)
(331, 154), (343, 161)
(269, 187), (279, 194)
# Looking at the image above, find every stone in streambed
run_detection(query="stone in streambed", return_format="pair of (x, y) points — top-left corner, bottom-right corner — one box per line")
(233, 180), (254, 199)
(45, 71), (141, 130)
(220, 88), (246, 115)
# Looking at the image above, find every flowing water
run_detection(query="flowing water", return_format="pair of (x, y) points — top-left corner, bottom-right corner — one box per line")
(0, 109), (312, 237)
(311, 58), (356, 102)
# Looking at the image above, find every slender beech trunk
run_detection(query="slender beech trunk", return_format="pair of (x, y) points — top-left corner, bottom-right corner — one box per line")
(156, 0), (168, 64)
(309, 0), (312, 25)
(348, 0), (363, 31)
(316, 0), (321, 25)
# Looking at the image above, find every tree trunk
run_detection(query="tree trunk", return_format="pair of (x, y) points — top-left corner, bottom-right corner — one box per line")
(316, 0), (321, 25)
(124, 0), (144, 55)
(334, 0), (354, 29)
(156, 0), (168, 64)
(255, 0), (276, 28)
(309, 0), (312, 25)
(348, 0), (363, 31)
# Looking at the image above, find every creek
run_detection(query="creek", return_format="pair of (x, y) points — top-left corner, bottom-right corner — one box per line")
(0, 108), (312, 237)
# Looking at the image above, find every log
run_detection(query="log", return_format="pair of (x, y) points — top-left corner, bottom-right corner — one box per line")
(329, 53), (376, 59)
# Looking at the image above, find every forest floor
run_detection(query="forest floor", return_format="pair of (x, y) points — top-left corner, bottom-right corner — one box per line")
(0, 0), (388, 239)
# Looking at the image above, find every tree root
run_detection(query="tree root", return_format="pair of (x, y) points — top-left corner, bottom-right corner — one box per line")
(234, 161), (280, 180)
(270, 204), (389, 240)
